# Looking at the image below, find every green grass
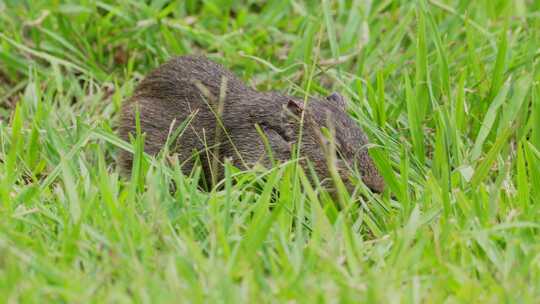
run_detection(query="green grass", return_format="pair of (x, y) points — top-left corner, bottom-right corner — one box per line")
(1, 0), (540, 302)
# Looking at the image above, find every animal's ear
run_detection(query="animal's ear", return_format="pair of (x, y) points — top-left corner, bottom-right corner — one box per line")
(286, 99), (304, 116)
(326, 92), (347, 110)
(280, 99), (304, 140)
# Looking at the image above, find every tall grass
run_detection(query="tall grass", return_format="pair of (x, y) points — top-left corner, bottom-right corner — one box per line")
(1, 0), (539, 302)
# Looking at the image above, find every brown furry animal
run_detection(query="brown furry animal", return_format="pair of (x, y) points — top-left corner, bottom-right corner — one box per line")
(119, 56), (384, 193)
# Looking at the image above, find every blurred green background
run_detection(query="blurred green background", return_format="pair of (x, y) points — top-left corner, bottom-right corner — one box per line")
(1, 0), (540, 302)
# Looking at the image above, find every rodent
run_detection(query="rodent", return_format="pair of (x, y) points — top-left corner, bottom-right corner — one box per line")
(119, 55), (385, 193)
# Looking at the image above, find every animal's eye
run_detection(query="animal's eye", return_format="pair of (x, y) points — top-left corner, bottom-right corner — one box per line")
(260, 123), (291, 142)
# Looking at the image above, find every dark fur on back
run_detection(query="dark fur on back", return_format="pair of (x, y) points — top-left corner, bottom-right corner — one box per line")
(119, 56), (384, 193)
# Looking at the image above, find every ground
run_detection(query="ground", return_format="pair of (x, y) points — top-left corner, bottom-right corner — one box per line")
(1, 0), (539, 302)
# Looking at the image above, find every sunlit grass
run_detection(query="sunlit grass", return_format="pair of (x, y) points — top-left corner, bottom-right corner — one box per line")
(1, 0), (539, 302)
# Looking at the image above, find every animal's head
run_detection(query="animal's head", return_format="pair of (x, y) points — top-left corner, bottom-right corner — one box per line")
(279, 92), (385, 194)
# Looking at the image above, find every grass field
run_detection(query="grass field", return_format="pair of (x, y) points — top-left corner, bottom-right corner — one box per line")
(1, 0), (540, 302)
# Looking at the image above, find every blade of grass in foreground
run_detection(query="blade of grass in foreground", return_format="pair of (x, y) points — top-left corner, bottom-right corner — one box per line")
(415, 7), (429, 142)
(405, 72), (425, 166)
(471, 126), (513, 189)
(525, 142), (540, 205)
(1, 104), (23, 208)
(471, 79), (511, 161)
(532, 85), (540, 149)
(496, 75), (530, 136)
(516, 141), (529, 209)
(488, 24), (509, 102)
(236, 168), (284, 267)
(425, 7), (450, 97)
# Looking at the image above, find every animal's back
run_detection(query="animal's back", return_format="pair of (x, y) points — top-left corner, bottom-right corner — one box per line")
(119, 56), (250, 174)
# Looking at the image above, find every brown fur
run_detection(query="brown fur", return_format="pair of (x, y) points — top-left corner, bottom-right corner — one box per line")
(119, 56), (385, 193)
